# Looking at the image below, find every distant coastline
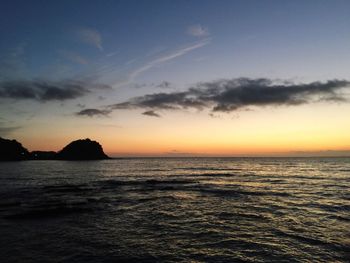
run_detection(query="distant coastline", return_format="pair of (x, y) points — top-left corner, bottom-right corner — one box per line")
(0, 137), (109, 161)
(1, 137), (349, 160)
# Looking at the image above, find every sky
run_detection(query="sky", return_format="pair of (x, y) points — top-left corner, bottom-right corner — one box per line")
(1, 0), (350, 156)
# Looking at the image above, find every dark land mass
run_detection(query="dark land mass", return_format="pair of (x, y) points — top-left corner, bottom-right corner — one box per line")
(0, 137), (109, 161)
(0, 137), (30, 161)
(56, 139), (109, 160)
(30, 151), (57, 160)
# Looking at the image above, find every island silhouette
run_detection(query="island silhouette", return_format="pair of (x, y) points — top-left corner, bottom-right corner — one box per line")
(0, 137), (109, 161)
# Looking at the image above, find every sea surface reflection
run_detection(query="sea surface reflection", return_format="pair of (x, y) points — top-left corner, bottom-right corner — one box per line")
(0, 158), (349, 262)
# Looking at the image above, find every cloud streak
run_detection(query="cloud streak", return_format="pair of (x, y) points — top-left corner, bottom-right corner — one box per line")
(112, 40), (210, 88)
(0, 79), (111, 102)
(130, 40), (209, 79)
(102, 78), (349, 114)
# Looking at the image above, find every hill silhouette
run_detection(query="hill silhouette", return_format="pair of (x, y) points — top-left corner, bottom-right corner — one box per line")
(0, 137), (109, 161)
(57, 138), (109, 160)
(0, 137), (30, 161)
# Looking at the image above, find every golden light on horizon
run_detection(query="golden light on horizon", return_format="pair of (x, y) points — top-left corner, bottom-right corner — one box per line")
(14, 102), (350, 156)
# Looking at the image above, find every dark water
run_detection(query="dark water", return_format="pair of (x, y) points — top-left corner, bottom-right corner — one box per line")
(0, 158), (349, 262)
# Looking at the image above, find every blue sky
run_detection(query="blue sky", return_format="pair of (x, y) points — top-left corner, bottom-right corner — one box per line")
(1, 0), (350, 155)
(2, 0), (350, 84)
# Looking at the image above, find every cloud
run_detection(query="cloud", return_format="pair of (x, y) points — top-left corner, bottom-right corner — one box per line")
(142, 110), (161, 117)
(110, 91), (206, 111)
(106, 78), (350, 114)
(130, 40), (209, 79)
(0, 79), (111, 102)
(0, 125), (21, 136)
(156, 81), (172, 89)
(77, 28), (103, 51)
(187, 24), (210, 37)
(106, 51), (119, 57)
(113, 40), (210, 88)
(76, 108), (111, 117)
(59, 50), (89, 65)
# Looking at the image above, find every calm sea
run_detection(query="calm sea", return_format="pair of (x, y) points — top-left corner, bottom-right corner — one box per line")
(0, 158), (349, 262)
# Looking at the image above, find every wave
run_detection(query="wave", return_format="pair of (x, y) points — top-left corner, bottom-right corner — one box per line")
(273, 229), (346, 252)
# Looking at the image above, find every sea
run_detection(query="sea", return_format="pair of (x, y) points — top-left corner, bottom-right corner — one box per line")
(0, 158), (349, 262)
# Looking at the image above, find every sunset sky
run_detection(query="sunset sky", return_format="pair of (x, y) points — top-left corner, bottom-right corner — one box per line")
(1, 0), (350, 156)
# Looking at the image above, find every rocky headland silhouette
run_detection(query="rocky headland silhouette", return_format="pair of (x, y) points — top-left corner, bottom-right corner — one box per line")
(0, 137), (30, 161)
(56, 139), (109, 160)
(0, 137), (109, 161)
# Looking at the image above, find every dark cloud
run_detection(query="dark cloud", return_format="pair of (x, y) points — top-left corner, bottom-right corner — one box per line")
(107, 78), (350, 113)
(109, 91), (207, 111)
(156, 81), (172, 89)
(0, 79), (112, 102)
(76, 108), (111, 117)
(142, 110), (161, 117)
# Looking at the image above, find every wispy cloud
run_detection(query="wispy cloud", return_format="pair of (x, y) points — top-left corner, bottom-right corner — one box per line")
(130, 41), (209, 79)
(187, 24), (210, 37)
(77, 28), (103, 51)
(109, 39), (210, 89)
(106, 51), (119, 57)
